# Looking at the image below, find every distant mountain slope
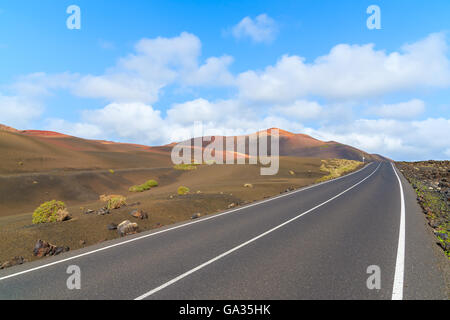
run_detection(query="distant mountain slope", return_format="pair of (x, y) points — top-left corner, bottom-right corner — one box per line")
(0, 124), (385, 174)
(179, 128), (385, 162)
(0, 127), (172, 174)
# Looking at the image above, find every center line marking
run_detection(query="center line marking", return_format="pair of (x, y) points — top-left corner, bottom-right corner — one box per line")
(134, 163), (381, 300)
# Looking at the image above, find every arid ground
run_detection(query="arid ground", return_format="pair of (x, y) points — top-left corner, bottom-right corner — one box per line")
(0, 126), (373, 267)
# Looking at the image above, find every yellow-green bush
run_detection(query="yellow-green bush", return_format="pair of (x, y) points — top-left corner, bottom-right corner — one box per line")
(32, 200), (67, 224)
(100, 195), (127, 209)
(178, 186), (190, 195)
(173, 164), (199, 171)
(129, 180), (159, 192)
(316, 159), (363, 183)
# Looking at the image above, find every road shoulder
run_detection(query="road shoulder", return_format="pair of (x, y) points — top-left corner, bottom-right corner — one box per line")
(397, 166), (449, 299)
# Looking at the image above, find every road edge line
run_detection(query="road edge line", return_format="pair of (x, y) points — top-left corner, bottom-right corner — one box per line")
(391, 162), (405, 300)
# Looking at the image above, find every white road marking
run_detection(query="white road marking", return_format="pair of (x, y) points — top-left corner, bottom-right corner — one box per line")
(135, 163), (381, 300)
(391, 162), (405, 300)
(0, 162), (374, 282)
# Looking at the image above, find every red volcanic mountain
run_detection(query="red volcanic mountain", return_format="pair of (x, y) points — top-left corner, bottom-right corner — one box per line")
(0, 124), (383, 174)
(180, 128), (383, 162)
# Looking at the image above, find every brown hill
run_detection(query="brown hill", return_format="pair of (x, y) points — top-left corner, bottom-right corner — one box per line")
(178, 128), (385, 163)
(0, 126), (172, 174)
(0, 124), (384, 174)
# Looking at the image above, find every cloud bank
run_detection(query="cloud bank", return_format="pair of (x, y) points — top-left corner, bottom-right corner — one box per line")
(1, 30), (449, 161)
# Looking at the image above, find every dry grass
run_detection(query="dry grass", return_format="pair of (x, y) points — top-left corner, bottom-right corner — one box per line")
(177, 186), (190, 195)
(316, 159), (363, 183)
(99, 194), (127, 209)
(129, 179), (158, 192)
(173, 164), (199, 171)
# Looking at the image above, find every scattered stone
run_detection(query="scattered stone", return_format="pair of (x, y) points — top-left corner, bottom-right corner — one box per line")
(191, 213), (201, 220)
(244, 183), (253, 188)
(436, 232), (449, 241)
(96, 207), (110, 215)
(429, 220), (440, 228)
(54, 247), (65, 255)
(228, 203), (236, 209)
(33, 240), (69, 257)
(79, 240), (86, 245)
(130, 209), (148, 220)
(289, 170), (295, 176)
(0, 256), (26, 270)
(117, 220), (139, 237)
(107, 223), (118, 230)
(438, 241), (450, 251)
(85, 209), (95, 214)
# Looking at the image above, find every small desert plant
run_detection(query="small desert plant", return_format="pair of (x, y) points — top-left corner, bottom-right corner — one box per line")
(32, 200), (68, 224)
(100, 194), (127, 209)
(178, 186), (190, 195)
(316, 159), (362, 183)
(173, 164), (199, 171)
(109, 169), (115, 174)
(129, 179), (158, 192)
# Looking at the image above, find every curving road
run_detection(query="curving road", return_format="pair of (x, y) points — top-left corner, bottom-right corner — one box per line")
(0, 161), (447, 300)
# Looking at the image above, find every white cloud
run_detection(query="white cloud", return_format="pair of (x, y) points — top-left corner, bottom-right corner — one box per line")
(305, 118), (450, 160)
(237, 33), (450, 103)
(0, 94), (43, 128)
(45, 119), (104, 139)
(272, 100), (324, 120)
(232, 14), (278, 43)
(368, 99), (425, 119)
(73, 32), (235, 103)
(0, 73), (77, 128)
(10, 72), (78, 97)
(183, 55), (235, 86)
(82, 102), (165, 144)
(3, 31), (449, 161)
(167, 98), (222, 125)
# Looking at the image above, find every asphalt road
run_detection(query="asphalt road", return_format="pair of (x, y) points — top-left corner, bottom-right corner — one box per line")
(0, 161), (447, 300)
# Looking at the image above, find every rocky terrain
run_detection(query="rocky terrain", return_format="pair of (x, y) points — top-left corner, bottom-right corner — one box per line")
(396, 161), (450, 258)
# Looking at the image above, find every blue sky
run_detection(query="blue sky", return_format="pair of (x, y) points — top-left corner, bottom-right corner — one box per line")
(0, 0), (449, 160)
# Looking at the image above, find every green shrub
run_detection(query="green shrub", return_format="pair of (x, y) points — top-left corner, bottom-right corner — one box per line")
(178, 186), (190, 195)
(129, 180), (159, 192)
(173, 164), (199, 171)
(32, 200), (67, 224)
(109, 169), (115, 174)
(105, 195), (127, 209)
(316, 159), (363, 183)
